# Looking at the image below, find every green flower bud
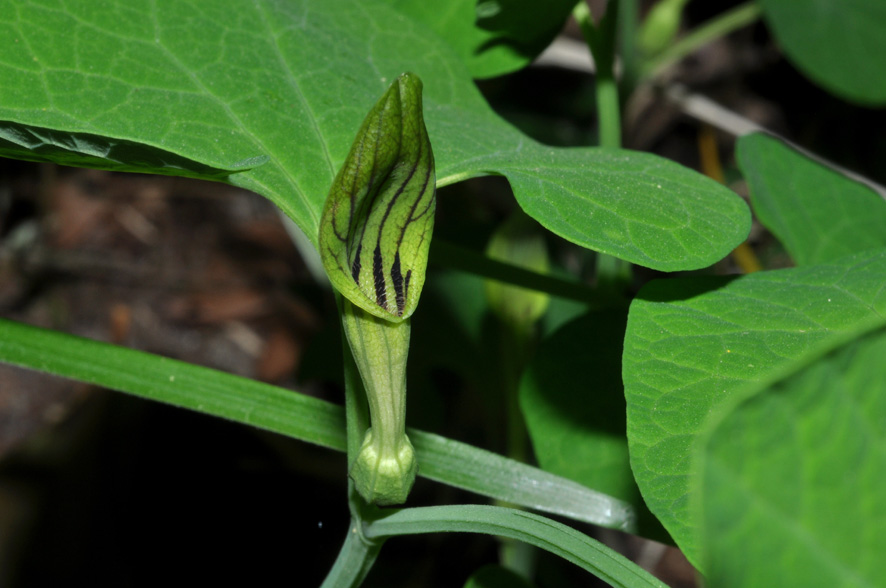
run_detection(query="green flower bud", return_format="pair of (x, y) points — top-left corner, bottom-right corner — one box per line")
(319, 72), (435, 323)
(319, 73), (434, 505)
(638, 0), (690, 57)
(485, 212), (550, 337)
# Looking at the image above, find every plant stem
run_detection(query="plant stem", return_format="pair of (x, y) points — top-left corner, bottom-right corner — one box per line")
(641, 1), (762, 80)
(489, 318), (537, 577)
(341, 295), (371, 468)
(618, 0), (641, 95)
(328, 311), (387, 587)
(573, 2), (635, 299)
(574, 1), (622, 148)
(431, 239), (622, 308)
(320, 517), (383, 588)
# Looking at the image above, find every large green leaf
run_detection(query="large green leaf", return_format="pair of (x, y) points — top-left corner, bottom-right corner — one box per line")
(738, 133), (886, 266)
(699, 325), (886, 586)
(622, 248), (886, 567)
(482, 147), (749, 272)
(0, 317), (635, 532)
(386, 0), (577, 79)
(0, 0), (748, 271)
(758, 0), (886, 105)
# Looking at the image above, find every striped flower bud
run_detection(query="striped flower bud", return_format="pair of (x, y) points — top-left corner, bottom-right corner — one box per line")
(319, 73), (434, 504)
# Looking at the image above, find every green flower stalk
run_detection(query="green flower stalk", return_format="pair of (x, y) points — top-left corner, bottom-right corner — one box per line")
(319, 73), (435, 505)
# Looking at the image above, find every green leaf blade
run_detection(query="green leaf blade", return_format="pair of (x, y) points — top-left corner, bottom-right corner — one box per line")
(3, 0), (335, 237)
(385, 0), (576, 79)
(489, 147), (751, 271)
(1, 0), (750, 272)
(622, 249), (886, 567)
(738, 133), (886, 266)
(365, 505), (668, 588)
(700, 327), (886, 587)
(758, 0), (886, 105)
(0, 318), (348, 450)
(410, 429), (636, 532)
(0, 317), (635, 532)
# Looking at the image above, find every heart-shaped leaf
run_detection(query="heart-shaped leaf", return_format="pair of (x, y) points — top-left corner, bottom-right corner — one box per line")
(759, 0), (886, 104)
(385, 0), (577, 79)
(623, 248), (886, 566)
(738, 133), (886, 266)
(699, 325), (886, 586)
(0, 0), (749, 271)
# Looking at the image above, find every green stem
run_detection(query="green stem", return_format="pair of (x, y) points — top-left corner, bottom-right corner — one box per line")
(327, 301), (390, 587)
(618, 0), (641, 97)
(498, 323), (531, 465)
(495, 322), (536, 578)
(573, 3), (633, 314)
(595, 71), (622, 149)
(641, 1), (762, 80)
(340, 294), (371, 468)
(431, 240), (622, 308)
(320, 517), (383, 588)
(574, 1), (622, 148)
